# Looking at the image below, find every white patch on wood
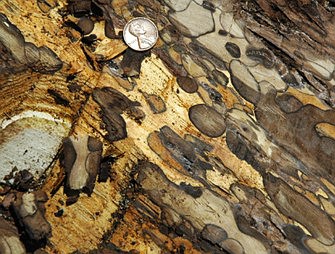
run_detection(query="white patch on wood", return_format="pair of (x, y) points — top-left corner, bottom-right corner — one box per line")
(0, 111), (70, 182)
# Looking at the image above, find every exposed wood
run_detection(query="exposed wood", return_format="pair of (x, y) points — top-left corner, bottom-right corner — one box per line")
(0, 0), (335, 253)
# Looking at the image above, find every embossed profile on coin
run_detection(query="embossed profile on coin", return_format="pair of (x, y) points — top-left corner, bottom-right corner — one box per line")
(123, 17), (158, 51)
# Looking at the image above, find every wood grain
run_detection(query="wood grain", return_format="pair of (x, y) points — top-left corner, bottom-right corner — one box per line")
(0, 0), (335, 253)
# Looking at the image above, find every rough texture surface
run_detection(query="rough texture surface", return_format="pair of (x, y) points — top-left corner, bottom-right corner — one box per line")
(0, 0), (335, 253)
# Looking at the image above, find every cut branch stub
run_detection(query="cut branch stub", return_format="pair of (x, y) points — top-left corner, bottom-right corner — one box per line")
(62, 135), (103, 199)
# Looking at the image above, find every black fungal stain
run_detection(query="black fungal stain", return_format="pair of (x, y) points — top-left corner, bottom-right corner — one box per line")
(180, 182), (203, 198)
(54, 208), (64, 217)
(77, 17), (94, 35)
(225, 42), (241, 58)
(81, 34), (97, 46)
(47, 89), (70, 106)
(98, 155), (117, 182)
(245, 47), (275, 69)
(202, 1), (216, 12)
(93, 87), (142, 142)
(218, 29), (228, 36)
(156, 126), (213, 176)
(120, 48), (151, 77)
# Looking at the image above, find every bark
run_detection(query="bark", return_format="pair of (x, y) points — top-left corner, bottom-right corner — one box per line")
(0, 0), (335, 253)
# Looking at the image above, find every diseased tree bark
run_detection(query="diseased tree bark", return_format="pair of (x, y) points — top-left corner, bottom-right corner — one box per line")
(1, 0), (335, 253)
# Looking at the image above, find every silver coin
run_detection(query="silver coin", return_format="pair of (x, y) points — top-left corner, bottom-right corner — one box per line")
(123, 17), (158, 51)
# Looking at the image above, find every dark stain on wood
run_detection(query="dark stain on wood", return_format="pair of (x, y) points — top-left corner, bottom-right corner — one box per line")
(47, 89), (70, 107)
(0, 217), (26, 253)
(280, 71), (300, 87)
(159, 24), (180, 45)
(120, 48), (151, 77)
(256, 89), (335, 179)
(179, 182), (203, 198)
(188, 42), (227, 71)
(211, 69), (229, 87)
(158, 126), (197, 171)
(54, 208), (64, 218)
(0, 13), (62, 75)
(220, 238), (244, 254)
(230, 60), (260, 104)
(199, 82), (224, 104)
(157, 126), (213, 174)
(104, 19), (116, 39)
(67, 83), (82, 93)
(103, 111), (127, 142)
(98, 154), (116, 182)
(246, 47), (275, 69)
(68, 0), (92, 17)
(93, 87), (142, 142)
(125, 106), (146, 123)
(218, 29), (228, 36)
(282, 224), (313, 254)
(225, 109), (308, 179)
(141, 91), (166, 114)
(12, 169), (36, 191)
(264, 174), (335, 245)
(33, 46), (63, 74)
(202, 1), (216, 12)
(77, 17), (94, 35)
(176, 75), (198, 93)
(24, 42), (41, 66)
(201, 224), (227, 244)
(233, 205), (270, 249)
(225, 42), (241, 58)
(37, 0), (57, 13)
(12, 191), (51, 241)
(275, 93), (303, 113)
(153, 47), (187, 76)
(225, 127), (268, 174)
(81, 34), (97, 46)
(188, 104), (226, 138)
(134, 161), (263, 253)
(61, 135), (103, 200)
(0, 12), (26, 74)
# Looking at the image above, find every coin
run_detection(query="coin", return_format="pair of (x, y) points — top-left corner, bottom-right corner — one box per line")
(123, 17), (158, 51)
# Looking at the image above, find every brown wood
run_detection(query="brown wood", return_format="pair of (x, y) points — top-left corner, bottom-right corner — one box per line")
(1, 0), (335, 253)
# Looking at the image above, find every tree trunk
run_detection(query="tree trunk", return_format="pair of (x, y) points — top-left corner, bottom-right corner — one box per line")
(1, 0), (335, 253)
